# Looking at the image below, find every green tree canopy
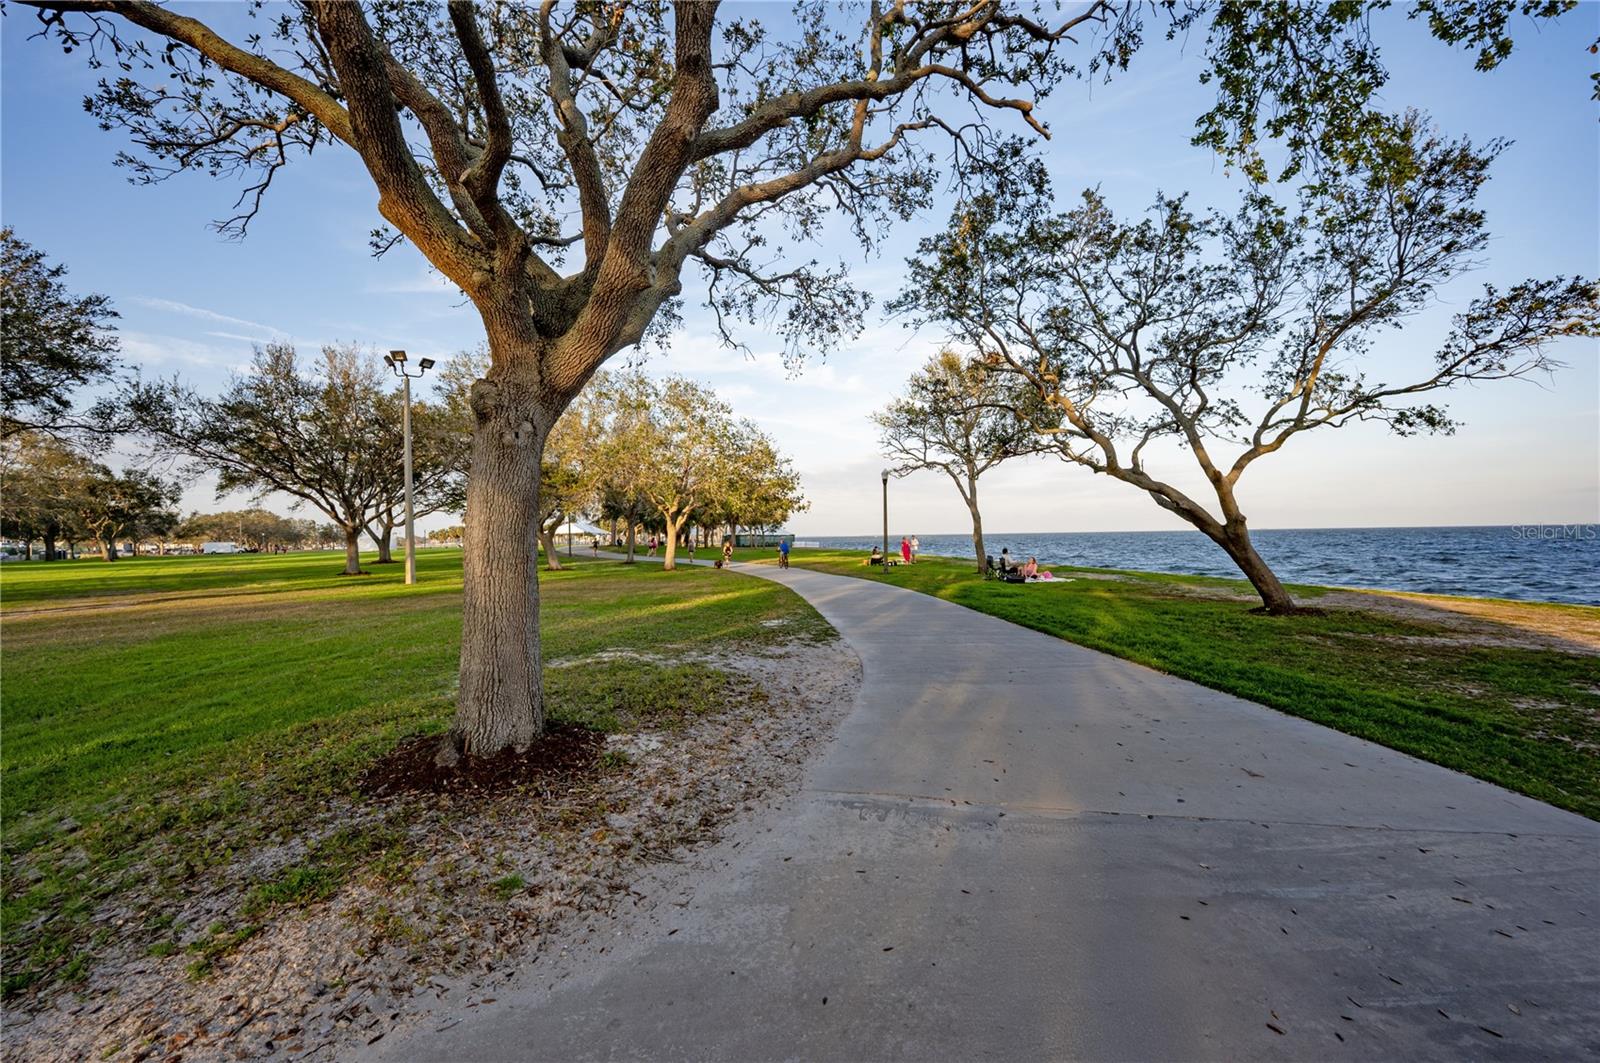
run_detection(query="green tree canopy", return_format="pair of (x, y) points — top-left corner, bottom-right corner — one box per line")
(898, 116), (1599, 611)
(874, 350), (1056, 572)
(127, 343), (396, 575)
(0, 227), (120, 439)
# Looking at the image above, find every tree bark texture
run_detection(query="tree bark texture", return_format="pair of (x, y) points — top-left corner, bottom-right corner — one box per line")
(453, 366), (551, 756)
(539, 524), (563, 571)
(341, 527), (364, 575)
(370, 521), (395, 563)
(966, 480), (987, 575)
(661, 514), (684, 570)
(1214, 523), (1297, 614)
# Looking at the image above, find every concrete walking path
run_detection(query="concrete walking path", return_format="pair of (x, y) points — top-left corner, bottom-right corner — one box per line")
(381, 559), (1599, 1060)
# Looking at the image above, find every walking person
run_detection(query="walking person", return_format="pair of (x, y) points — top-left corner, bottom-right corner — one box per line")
(648, 535), (658, 557)
(900, 535), (912, 565)
(778, 537), (791, 569)
(722, 538), (734, 567)
(910, 535), (920, 563)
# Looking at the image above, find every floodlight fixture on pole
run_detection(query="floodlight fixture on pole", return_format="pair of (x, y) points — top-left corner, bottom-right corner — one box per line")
(384, 349), (432, 586)
(881, 468), (891, 561)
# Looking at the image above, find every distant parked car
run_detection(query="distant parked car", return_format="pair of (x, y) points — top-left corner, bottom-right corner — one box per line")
(202, 542), (243, 555)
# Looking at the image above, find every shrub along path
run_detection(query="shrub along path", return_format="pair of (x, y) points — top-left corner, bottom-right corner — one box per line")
(384, 556), (1600, 1061)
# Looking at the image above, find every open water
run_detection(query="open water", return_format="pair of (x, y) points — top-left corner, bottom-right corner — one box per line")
(807, 525), (1599, 605)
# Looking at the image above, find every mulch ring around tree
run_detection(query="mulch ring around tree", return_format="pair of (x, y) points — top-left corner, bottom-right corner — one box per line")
(360, 722), (605, 798)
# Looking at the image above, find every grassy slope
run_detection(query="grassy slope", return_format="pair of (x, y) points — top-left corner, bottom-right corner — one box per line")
(0, 550), (830, 993)
(751, 548), (1600, 820)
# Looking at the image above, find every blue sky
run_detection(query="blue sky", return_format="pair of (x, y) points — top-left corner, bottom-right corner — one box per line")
(3, 2), (1596, 536)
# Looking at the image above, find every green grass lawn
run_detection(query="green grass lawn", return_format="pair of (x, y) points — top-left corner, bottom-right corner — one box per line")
(757, 547), (1600, 821)
(0, 549), (830, 995)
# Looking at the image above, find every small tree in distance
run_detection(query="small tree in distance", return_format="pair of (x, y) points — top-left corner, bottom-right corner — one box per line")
(72, 465), (179, 561)
(874, 350), (1056, 573)
(711, 425), (807, 545)
(128, 344), (393, 575)
(364, 389), (469, 564)
(899, 119), (1599, 612)
(534, 379), (607, 571)
(612, 374), (737, 572)
(0, 431), (96, 559)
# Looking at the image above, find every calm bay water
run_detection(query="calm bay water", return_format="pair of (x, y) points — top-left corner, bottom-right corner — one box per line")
(807, 526), (1600, 605)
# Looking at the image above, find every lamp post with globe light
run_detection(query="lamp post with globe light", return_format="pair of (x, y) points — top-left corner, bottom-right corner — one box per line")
(383, 350), (435, 585)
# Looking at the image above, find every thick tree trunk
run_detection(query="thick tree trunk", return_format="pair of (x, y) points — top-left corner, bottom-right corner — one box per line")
(662, 514), (684, 570)
(367, 520), (396, 563)
(1215, 523), (1297, 613)
(449, 376), (549, 758)
(43, 526), (57, 561)
(341, 527), (365, 575)
(967, 486), (987, 575)
(539, 522), (563, 571)
(625, 521), (637, 563)
(102, 537), (117, 561)
(23, 541), (33, 561)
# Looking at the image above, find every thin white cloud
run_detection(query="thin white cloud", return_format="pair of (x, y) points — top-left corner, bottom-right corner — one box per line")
(119, 331), (246, 371)
(203, 330), (283, 345)
(130, 297), (288, 337)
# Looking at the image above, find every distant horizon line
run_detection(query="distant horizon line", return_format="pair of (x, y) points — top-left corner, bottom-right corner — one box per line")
(788, 521), (1600, 537)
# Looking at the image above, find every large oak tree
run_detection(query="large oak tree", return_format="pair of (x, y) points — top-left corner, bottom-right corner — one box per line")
(23, 0), (1580, 751)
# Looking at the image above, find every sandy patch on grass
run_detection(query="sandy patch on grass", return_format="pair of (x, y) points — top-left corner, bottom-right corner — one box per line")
(1320, 590), (1600, 656)
(1, 638), (860, 1063)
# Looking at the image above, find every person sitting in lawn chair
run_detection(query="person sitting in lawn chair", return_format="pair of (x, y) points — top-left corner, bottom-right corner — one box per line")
(994, 548), (1029, 583)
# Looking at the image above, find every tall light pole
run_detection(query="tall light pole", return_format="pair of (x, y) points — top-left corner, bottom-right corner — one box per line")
(881, 468), (890, 561)
(384, 350), (435, 585)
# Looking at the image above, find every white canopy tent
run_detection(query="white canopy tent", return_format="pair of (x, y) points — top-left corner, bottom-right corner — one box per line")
(550, 516), (606, 557)
(555, 517), (604, 538)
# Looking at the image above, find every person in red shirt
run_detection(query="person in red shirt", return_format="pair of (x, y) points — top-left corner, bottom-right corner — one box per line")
(899, 536), (912, 565)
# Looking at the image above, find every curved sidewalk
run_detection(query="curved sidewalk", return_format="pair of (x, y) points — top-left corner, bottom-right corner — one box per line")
(382, 560), (1599, 1061)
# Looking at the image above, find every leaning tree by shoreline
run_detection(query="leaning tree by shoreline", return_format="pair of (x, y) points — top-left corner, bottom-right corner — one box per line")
(874, 350), (1056, 573)
(23, 0), (1583, 752)
(898, 119), (1599, 613)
